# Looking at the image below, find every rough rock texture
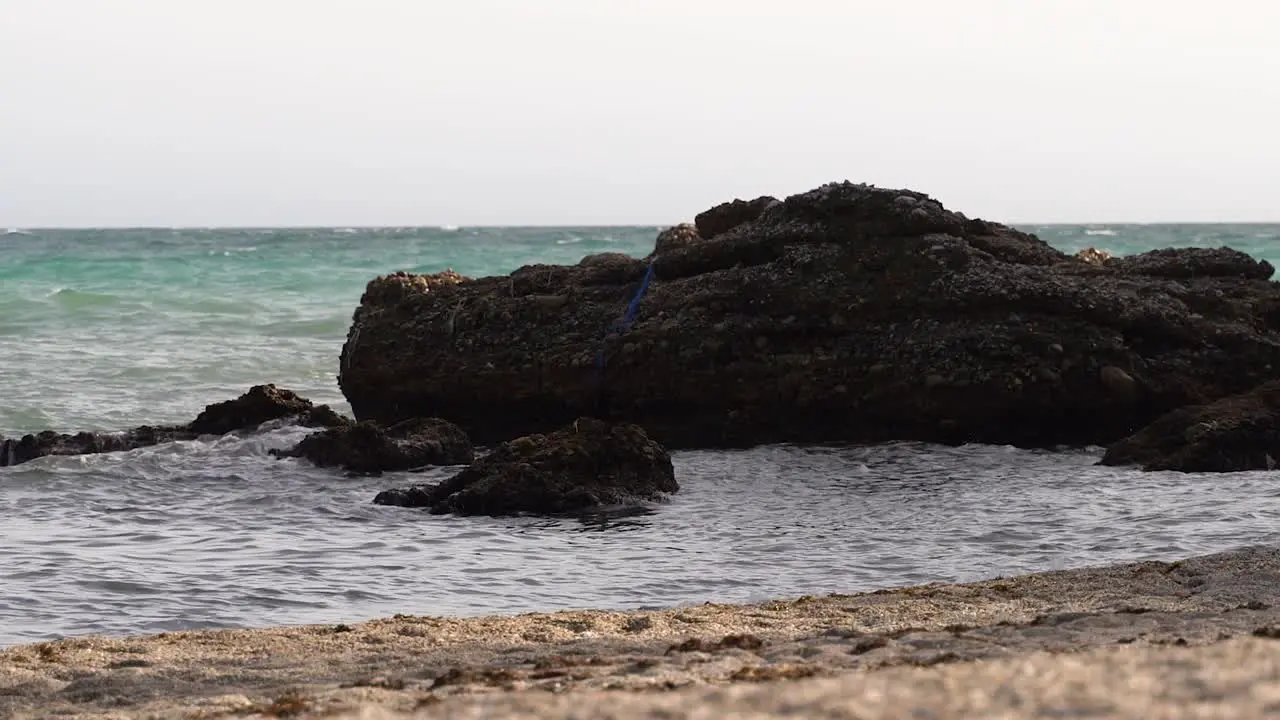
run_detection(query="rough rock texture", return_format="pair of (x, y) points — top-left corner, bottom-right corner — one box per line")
(1075, 246), (1112, 265)
(188, 383), (336, 435)
(0, 426), (194, 468)
(374, 418), (676, 516)
(694, 195), (779, 239)
(1102, 381), (1280, 472)
(1107, 247), (1276, 280)
(271, 417), (473, 473)
(651, 224), (702, 256)
(338, 181), (1280, 449)
(0, 385), (349, 468)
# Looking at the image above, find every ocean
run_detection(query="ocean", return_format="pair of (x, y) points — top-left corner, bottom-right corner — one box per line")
(2, 223), (1279, 646)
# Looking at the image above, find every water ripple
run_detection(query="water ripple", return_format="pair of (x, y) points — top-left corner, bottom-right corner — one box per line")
(2, 225), (1279, 645)
(3, 433), (1280, 646)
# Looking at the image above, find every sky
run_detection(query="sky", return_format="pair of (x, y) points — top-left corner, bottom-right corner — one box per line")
(1, 0), (1278, 227)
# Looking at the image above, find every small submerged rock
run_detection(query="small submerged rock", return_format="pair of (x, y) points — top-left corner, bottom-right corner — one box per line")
(189, 384), (347, 435)
(1101, 381), (1280, 472)
(0, 384), (349, 468)
(0, 426), (193, 467)
(270, 417), (473, 473)
(373, 418), (677, 517)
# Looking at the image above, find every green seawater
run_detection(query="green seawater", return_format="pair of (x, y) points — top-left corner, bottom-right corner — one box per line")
(1, 224), (1277, 435)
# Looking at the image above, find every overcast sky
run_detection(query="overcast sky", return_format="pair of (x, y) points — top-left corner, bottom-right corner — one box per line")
(2, 1), (1277, 227)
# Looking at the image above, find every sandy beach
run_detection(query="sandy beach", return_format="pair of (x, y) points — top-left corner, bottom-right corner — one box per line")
(5, 546), (1280, 718)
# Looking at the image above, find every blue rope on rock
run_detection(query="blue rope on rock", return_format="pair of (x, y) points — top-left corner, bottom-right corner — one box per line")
(595, 261), (656, 373)
(621, 261), (656, 328)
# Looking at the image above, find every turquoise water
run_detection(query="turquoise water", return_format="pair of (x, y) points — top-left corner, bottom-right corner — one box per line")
(1026, 223), (1280, 265)
(1, 223), (1275, 436)
(0, 226), (657, 435)
(2, 222), (1279, 646)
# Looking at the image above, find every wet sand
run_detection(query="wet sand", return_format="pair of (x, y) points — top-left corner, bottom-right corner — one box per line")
(6, 546), (1280, 718)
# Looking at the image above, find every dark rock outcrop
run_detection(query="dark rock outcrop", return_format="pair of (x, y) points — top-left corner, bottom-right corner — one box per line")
(651, 224), (701, 257)
(1106, 247), (1274, 280)
(0, 426), (194, 468)
(693, 196), (778, 240)
(373, 419), (676, 517)
(1072, 246), (1271, 280)
(0, 385), (349, 468)
(189, 384), (336, 436)
(1101, 381), (1280, 472)
(270, 417), (473, 473)
(338, 181), (1280, 450)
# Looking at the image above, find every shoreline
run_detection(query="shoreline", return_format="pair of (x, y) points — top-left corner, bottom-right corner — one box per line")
(6, 547), (1280, 718)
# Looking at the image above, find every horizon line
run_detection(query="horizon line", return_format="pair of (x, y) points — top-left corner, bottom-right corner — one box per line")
(7, 220), (1280, 231)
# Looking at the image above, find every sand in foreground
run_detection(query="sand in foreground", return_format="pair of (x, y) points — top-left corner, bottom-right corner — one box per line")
(6, 547), (1280, 718)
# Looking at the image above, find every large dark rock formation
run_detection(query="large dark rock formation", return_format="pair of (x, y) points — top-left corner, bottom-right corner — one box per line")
(373, 418), (676, 517)
(337, 181), (1280, 450)
(0, 385), (348, 468)
(1101, 381), (1280, 472)
(270, 417), (473, 473)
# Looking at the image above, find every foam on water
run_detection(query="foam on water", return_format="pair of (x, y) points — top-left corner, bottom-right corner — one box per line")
(1, 223), (1278, 646)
